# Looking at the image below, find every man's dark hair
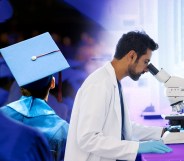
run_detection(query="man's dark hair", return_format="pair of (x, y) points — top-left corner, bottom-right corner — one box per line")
(20, 75), (52, 99)
(114, 31), (159, 59)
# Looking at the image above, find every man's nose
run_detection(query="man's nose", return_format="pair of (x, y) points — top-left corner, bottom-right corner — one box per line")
(144, 66), (149, 72)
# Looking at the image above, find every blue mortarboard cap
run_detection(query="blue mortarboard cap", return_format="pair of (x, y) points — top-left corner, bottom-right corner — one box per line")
(0, 32), (70, 87)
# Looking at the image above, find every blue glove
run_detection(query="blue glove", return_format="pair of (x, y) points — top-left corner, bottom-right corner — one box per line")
(138, 140), (172, 154)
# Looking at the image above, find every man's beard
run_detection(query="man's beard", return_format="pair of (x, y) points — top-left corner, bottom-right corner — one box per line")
(128, 65), (142, 81)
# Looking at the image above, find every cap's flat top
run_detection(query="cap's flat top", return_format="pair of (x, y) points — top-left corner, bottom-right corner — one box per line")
(0, 32), (70, 86)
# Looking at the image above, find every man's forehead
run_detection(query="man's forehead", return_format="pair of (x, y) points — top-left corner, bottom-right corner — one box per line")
(141, 50), (152, 60)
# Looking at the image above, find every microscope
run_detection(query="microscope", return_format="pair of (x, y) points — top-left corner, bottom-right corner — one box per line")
(147, 63), (184, 144)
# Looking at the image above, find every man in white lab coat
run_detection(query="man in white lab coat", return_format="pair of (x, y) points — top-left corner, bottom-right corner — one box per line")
(64, 31), (172, 161)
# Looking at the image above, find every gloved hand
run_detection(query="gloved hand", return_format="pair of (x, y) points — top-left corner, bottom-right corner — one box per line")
(138, 140), (172, 154)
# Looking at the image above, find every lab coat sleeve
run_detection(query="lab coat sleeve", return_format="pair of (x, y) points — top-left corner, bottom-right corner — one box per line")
(76, 83), (139, 160)
(131, 121), (163, 141)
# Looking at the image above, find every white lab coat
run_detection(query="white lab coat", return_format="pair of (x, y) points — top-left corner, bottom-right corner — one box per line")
(64, 62), (163, 161)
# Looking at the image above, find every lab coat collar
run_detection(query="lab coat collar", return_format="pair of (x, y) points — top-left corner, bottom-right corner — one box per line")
(104, 62), (118, 87)
(105, 62), (122, 127)
(7, 96), (55, 117)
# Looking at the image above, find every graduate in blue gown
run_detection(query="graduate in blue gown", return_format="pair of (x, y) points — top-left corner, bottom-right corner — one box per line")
(0, 32), (70, 161)
(0, 111), (52, 161)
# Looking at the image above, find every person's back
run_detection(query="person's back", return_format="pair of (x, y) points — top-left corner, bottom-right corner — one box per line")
(1, 91), (69, 161)
(0, 111), (52, 161)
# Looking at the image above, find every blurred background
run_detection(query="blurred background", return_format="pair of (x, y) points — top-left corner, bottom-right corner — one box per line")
(1, 0), (184, 125)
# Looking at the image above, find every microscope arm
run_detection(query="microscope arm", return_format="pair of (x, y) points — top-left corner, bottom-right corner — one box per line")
(148, 63), (184, 113)
(164, 76), (184, 105)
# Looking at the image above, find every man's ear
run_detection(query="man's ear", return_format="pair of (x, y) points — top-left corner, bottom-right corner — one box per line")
(50, 77), (55, 89)
(127, 50), (137, 62)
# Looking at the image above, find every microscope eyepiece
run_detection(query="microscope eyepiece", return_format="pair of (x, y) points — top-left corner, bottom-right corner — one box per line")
(147, 63), (159, 75)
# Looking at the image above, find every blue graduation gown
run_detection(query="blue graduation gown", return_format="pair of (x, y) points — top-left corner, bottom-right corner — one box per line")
(0, 96), (69, 161)
(0, 111), (52, 161)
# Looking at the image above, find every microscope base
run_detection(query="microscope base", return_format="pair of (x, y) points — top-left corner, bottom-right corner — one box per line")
(162, 131), (184, 144)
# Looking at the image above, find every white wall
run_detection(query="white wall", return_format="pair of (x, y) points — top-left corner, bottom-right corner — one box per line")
(98, 0), (184, 121)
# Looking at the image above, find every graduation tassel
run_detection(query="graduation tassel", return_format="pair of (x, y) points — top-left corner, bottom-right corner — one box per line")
(31, 50), (61, 61)
(58, 71), (62, 102)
